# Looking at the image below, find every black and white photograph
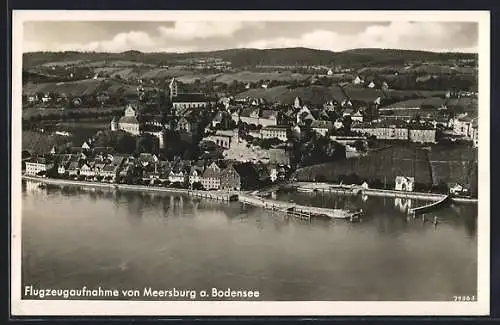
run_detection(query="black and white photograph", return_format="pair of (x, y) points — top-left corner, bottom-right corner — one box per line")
(11, 10), (490, 316)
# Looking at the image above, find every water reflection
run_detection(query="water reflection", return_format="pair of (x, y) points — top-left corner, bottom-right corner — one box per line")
(21, 181), (478, 301)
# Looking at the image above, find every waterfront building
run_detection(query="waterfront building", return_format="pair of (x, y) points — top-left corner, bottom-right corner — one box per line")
(79, 163), (95, 178)
(25, 156), (54, 176)
(395, 176), (415, 192)
(260, 125), (288, 141)
(201, 162), (221, 190)
(189, 166), (204, 186)
(220, 165), (241, 191)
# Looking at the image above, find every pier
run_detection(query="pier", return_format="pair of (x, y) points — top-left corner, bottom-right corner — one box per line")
(239, 193), (360, 220)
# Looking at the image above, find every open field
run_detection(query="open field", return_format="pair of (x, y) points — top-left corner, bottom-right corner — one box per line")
(235, 85), (347, 105)
(214, 71), (310, 84)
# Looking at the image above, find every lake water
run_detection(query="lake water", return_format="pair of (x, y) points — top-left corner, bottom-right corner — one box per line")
(21, 180), (477, 301)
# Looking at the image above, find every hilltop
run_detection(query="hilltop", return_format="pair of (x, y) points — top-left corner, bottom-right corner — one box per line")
(23, 47), (477, 69)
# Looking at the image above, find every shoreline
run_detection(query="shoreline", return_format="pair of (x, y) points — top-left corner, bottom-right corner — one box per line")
(22, 175), (477, 210)
(288, 182), (478, 204)
(21, 175), (238, 201)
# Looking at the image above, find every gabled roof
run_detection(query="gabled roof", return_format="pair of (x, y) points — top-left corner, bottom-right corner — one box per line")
(172, 93), (207, 103)
(119, 115), (140, 125)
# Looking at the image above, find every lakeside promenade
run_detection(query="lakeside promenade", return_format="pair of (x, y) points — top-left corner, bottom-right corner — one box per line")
(291, 182), (477, 204)
(21, 175), (238, 201)
(23, 175), (476, 220)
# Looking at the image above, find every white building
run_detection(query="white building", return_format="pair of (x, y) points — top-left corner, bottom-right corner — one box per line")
(25, 157), (54, 176)
(395, 176), (415, 192)
(260, 126), (288, 141)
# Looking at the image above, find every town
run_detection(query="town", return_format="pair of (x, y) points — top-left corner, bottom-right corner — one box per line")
(22, 48), (478, 198)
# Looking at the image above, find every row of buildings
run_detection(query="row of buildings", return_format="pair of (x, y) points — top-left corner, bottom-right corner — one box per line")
(24, 146), (289, 191)
(351, 121), (438, 143)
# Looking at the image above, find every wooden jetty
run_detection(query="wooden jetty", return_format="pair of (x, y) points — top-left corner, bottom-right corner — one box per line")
(239, 193), (362, 221)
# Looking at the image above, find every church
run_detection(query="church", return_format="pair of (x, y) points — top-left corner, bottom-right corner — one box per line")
(168, 77), (215, 115)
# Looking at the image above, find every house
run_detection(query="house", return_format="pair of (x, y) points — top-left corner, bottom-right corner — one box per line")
(449, 183), (469, 196)
(79, 163), (95, 178)
(27, 94), (38, 103)
(395, 176), (415, 192)
(56, 154), (72, 174)
(81, 141), (92, 150)
(310, 120), (333, 137)
(203, 130), (235, 150)
(117, 104), (141, 136)
(25, 156), (54, 176)
(211, 111), (224, 128)
(168, 167), (186, 184)
(367, 81), (376, 89)
(172, 94), (210, 114)
(268, 165), (279, 182)
(327, 69), (333, 76)
(138, 153), (159, 167)
(220, 165), (241, 191)
(67, 161), (80, 176)
(452, 114), (474, 138)
(93, 147), (115, 161)
(351, 111), (364, 122)
(41, 93), (52, 103)
(333, 120), (344, 129)
(353, 76), (363, 85)
(260, 125), (288, 141)
(234, 107), (278, 127)
(100, 164), (120, 181)
(189, 166), (204, 186)
(201, 162), (221, 190)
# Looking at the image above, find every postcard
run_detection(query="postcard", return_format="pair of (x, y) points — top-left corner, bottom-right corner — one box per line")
(11, 10), (490, 316)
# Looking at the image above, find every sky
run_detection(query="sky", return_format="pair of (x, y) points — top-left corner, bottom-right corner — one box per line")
(23, 21), (478, 53)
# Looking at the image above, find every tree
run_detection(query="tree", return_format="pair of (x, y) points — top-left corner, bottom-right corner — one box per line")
(115, 131), (137, 154)
(136, 133), (158, 154)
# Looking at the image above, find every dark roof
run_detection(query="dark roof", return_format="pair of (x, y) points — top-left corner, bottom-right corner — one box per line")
(202, 165), (220, 178)
(119, 115), (140, 125)
(93, 147), (115, 154)
(173, 93), (207, 103)
(261, 110), (277, 119)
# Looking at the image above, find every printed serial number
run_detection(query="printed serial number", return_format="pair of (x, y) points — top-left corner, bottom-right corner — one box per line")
(453, 295), (476, 302)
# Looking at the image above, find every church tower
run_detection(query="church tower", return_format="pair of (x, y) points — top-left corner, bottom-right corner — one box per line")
(169, 77), (178, 101)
